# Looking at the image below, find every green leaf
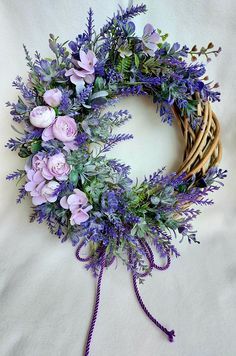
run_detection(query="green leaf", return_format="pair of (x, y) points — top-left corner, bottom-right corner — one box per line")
(161, 33), (169, 41)
(143, 57), (160, 75)
(117, 57), (132, 73)
(90, 91), (108, 100)
(18, 147), (31, 158)
(31, 141), (42, 153)
(134, 53), (140, 68)
(69, 170), (79, 185)
(150, 196), (160, 205)
(94, 77), (106, 91)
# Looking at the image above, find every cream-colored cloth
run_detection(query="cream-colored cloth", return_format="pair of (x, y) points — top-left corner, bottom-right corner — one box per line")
(0, 1), (236, 355)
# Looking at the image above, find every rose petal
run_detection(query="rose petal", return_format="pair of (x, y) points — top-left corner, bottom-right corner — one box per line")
(33, 170), (45, 184)
(32, 195), (47, 206)
(60, 196), (69, 209)
(42, 125), (55, 141)
(71, 209), (89, 225)
(79, 49), (88, 64)
(84, 73), (95, 84)
(41, 166), (54, 180)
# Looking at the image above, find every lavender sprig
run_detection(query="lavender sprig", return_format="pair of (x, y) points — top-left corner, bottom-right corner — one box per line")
(100, 4), (147, 36)
(6, 170), (25, 181)
(101, 133), (133, 153)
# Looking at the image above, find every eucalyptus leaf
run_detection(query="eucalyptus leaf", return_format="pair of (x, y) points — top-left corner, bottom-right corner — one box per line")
(90, 91), (108, 100)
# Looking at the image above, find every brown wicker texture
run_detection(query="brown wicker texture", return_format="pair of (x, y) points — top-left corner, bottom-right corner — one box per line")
(172, 100), (222, 179)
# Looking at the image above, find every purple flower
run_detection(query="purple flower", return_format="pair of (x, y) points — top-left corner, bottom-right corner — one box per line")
(40, 181), (61, 203)
(25, 152), (48, 177)
(142, 24), (160, 56)
(42, 116), (78, 143)
(65, 49), (98, 85)
(26, 151), (70, 182)
(25, 169), (60, 206)
(43, 88), (62, 107)
(31, 152), (47, 171)
(30, 106), (55, 128)
(60, 189), (92, 225)
(25, 170), (46, 205)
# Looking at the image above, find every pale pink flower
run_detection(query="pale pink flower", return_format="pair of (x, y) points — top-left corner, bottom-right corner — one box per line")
(25, 169), (46, 206)
(25, 169), (60, 206)
(42, 116), (77, 143)
(65, 49), (98, 85)
(40, 181), (60, 203)
(46, 153), (71, 181)
(60, 189), (92, 225)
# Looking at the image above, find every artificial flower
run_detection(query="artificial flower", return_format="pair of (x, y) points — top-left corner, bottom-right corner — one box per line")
(60, 189), (92, 225)
(29, 106), (56, 128)
(42, 116), (78, 143)
(142, 23), (160, 56)
(65, 49), (98, 84)
(45, 153), (71, 181)
(43, 88), (62, 107)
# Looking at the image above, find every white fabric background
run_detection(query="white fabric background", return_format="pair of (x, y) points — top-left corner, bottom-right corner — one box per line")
(0, 1), (236, 355)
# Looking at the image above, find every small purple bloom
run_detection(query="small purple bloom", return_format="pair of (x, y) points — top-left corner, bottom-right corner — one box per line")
(65, 49), (98, 85)
(25, 169), (46, 206)
(60, 189), (92, 225)
(25, 169), (60, 206)
(142, 24), (160, 56)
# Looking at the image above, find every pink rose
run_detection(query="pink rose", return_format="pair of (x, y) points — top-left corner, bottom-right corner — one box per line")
(142, 24), (160, 56)
(47, 153), (71, 181)
(43, 88), (62, 107)
(60, 189), (92, 225)
(30, 106), (56, 128)
(25, 151), (71, 181)
(43, 116), (78, 143)
(65, 49), (98, 85)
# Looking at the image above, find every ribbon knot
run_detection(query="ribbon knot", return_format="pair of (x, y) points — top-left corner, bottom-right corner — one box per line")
(76, 239), (175, 356)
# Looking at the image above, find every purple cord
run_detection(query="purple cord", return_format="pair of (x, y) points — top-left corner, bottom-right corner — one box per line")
(132, 273), (175, 342)
(130, 242), (175, 343)
(76, 239), (92, 262)
(84, 250), (106, 356)
(140, 239), (171, 271)
(76, 239), (175, 355)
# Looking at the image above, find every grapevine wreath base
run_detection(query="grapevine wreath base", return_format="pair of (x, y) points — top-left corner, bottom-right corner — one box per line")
(6, 4), (226, 355)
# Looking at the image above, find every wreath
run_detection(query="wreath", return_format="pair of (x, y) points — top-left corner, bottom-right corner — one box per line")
(6, 4), (226, 354)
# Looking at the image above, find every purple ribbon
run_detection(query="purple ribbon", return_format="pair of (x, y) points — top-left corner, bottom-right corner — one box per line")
(75, 239), (175, 355)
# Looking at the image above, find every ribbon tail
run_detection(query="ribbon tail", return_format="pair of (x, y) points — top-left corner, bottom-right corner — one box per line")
(132, 272), (175, 343)
(84, 250), (106, 356)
